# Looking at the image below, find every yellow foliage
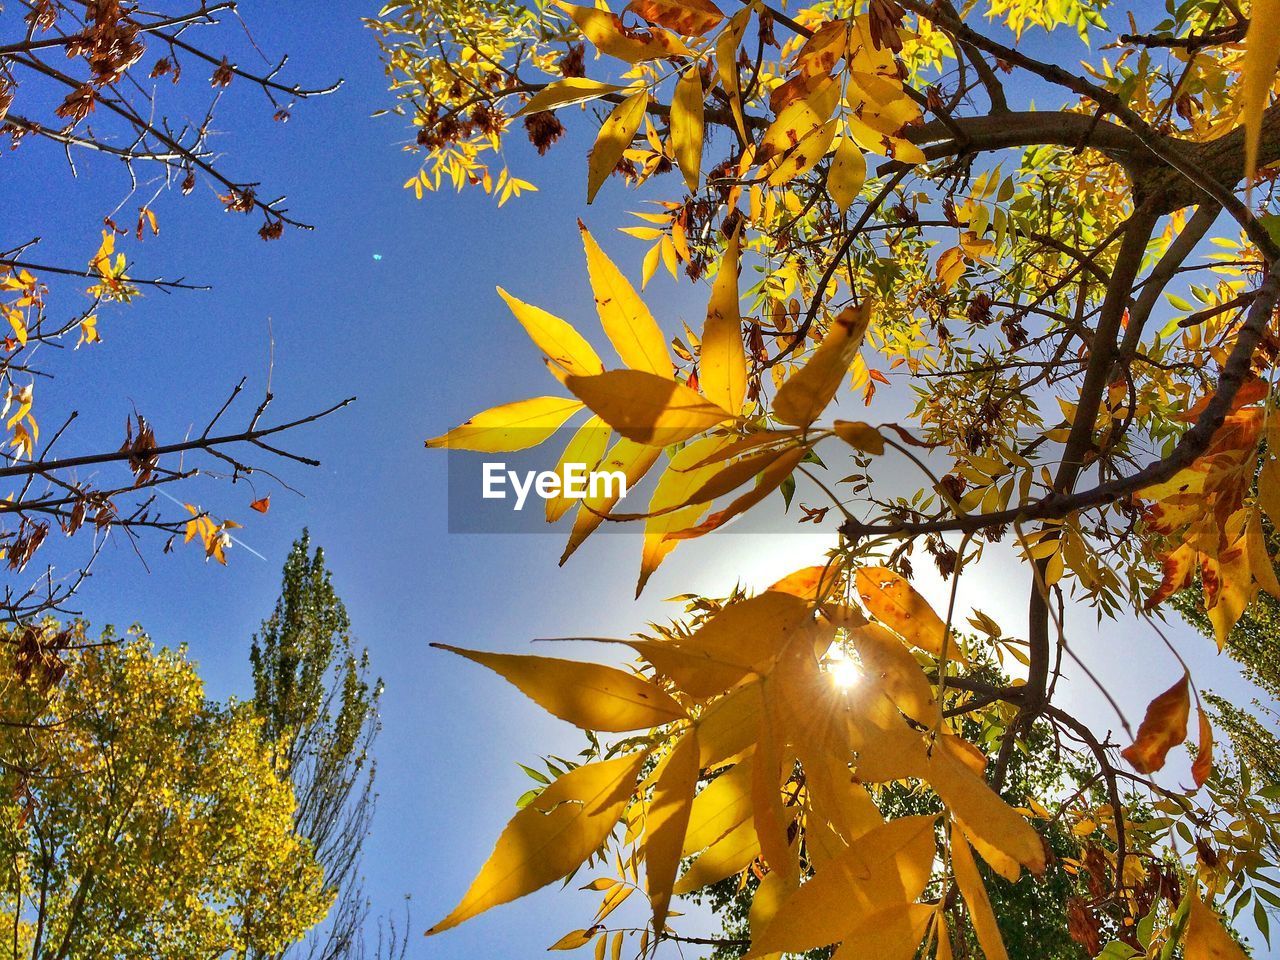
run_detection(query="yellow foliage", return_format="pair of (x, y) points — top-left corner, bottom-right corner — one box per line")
(0, 626), (329, 958)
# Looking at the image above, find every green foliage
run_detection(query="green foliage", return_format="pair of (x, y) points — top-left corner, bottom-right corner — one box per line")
(249, 532), (387, 960)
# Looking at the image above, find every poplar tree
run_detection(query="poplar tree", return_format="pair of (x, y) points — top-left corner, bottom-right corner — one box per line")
(249, 534), (390, 960)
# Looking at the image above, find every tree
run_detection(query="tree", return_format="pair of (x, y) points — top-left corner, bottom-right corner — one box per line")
(389, 0), (1280, 956)
(0, 4), (351, 624)
(248, 532), (395, 960)
(0, 622), (330, 959)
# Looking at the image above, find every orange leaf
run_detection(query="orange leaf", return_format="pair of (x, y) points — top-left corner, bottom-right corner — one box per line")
(249, 496), (271, 514)
(1145, 542), (1195, 609)
(1121, 675), (1190, 774)
(626, 0), (723, 35)
(1192, 707), (1214, 788)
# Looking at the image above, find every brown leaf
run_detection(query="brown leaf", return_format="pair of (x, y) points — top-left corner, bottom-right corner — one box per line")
(1121, 674), (1190, 774)
(1192, 707), (1214, 788)
(626, 0), (724, 36)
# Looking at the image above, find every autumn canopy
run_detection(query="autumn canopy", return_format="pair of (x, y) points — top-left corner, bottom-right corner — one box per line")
(6, 0), (1280, 956)
(386, 0), (1280, 954)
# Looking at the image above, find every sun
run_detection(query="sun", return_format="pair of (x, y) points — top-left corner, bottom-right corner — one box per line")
(823, 645), (862, 690)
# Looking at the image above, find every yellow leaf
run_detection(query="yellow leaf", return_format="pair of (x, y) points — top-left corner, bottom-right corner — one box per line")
(827, 137), (867, 214)
(849, 623), (935, 725)
(594, 882), (633, 922)
(950, 830), (1008, 960)
(684, 591), (813, 674)
(764, 119), (838, 186)
(928, 746), (1044, 877)
(77, 313), (99, 347)
(672, 817), (759, 893)
(856, 96), (923, 138)
(682, 756), (754, 855)
(1147, 541), (1198, 609)
(671, 67), (705, 192)
(848, 68), (915, 110)
(639, 435), (730, 595)
(935, 246), (965, 290)
(549, 929), (596, 950)
(580, 224), (673, 376)
(425, 396), (583, 451)
(701, 229), (747, 415)
(748, 870), (792, 960)
(645, 729), (700, 932)
(960, 230), (996, 260)
(548, 416), (611, 522)
(497, 287), (605, 378)
(950, 815), (1022, 884)
(935, 913), (955, 960)
(557, 1), (691, 62)
(794, 20), (849, 78)
(1260, 454), (1280, 528)
(630, 597), (808, 701)
(1185, 888), (1248, 960)
(6, 307), (27, 346)
(562, 437), (662, 562)
(515, 78), (625, 116)
(565, 369), (732, 445)
(747, 815), (938, 957)
(629, 638), (748, 699)
(1245, 509), (1280, 599)
(1204, 538), (1252, 649)
(828, 904), (935, 960)
(770, 562), (845, 603)
(1240, 0), (1280, 182)
(696, 681), (764, 767)
(678, 443), (805, 507)
(665, 446), (808, 540)
(847, 684), (930, 783)
(432, 644), (686, 731)
(641, 240), (662, 289)
(833, 420), (884, 454)
(773, 304), (872, 426)
(758, 77), (839, 165)
(587, 91), (648, 203)
(428, 752), (647, 934)
(752, 692), (798, 877)
(845, 113), (926, 163)
(715, 7), (752, 139)
(855, 565), (961, 661)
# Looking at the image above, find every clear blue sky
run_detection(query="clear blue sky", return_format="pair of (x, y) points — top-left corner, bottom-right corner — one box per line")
(3, 2), (1275, 956)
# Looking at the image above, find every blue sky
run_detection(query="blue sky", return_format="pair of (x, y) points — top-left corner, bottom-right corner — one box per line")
(4, 1), (1278, 957)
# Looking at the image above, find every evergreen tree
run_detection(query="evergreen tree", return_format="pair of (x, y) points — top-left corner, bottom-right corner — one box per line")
(249, 533), (393, 960)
